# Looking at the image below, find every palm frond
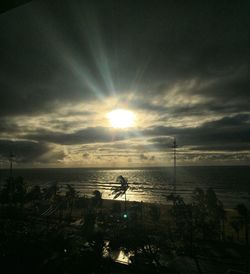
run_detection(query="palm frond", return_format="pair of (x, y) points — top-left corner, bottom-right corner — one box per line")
(111, 175), (129, 199)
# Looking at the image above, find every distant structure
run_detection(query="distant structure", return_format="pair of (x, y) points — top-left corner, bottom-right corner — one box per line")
(9, 152), (14, 178)
(173, 137), (177, 194)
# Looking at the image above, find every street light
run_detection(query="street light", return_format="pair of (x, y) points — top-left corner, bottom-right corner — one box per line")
(172, 137), (177, 194)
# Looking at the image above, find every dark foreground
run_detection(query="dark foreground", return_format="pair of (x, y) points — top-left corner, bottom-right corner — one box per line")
(0, 176), (250, 274)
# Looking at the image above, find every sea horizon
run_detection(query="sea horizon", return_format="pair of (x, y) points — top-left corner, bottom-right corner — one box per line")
(1, 164), (250, 171)
(1, 166), (249, 207)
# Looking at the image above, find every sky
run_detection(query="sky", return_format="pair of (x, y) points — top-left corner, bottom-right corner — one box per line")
(0, 0), (250, 168)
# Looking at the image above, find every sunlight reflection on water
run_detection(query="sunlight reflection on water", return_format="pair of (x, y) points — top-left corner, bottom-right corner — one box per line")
(0, 166), (249, 207)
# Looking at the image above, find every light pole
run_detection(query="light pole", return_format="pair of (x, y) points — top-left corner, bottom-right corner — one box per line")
(172, 137), (177, 194)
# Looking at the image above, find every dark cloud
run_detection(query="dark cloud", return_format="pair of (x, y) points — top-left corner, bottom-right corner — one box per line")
(147, 114), (250, 150)
(24, 127), (138, 145)
(0, 118), (20, 134)
(0, 139), (50, 162)
(0, 0), (249, 116)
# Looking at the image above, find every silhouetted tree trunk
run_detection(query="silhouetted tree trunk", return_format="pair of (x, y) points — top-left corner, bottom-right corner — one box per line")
(125, 191), (127, 213)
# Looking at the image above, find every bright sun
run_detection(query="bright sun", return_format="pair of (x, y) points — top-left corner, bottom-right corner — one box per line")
(107, 109), (135, 128)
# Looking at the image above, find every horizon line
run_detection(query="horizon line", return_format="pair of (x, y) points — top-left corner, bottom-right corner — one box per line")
(0, 164), (250, 170)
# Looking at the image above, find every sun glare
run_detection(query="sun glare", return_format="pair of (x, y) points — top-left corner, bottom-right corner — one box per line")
(107, 109), (135, 128)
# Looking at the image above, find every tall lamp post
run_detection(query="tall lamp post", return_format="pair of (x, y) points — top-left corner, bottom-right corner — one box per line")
(172, 137), (177, 194)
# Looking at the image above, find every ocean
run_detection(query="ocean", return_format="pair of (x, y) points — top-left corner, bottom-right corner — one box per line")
(0, 166), (249, 207)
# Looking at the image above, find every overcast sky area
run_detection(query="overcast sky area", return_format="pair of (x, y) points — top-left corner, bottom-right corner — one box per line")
(0, 0), (250, 168)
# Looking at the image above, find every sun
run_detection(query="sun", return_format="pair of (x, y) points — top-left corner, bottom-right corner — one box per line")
(107, 109), (135, 128)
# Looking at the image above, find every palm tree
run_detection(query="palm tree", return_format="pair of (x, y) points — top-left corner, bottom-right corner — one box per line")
(167, 193), (202, 274)
(111, 175), (129, 215)
(217, 202), (227, 241)
(26, 185), (42, 212)
(191, 188), (207, 238)
(13, 176), (27, 207)
(43, 182), (60, 203)
(65, 184), (78, 218)
(167, 193), (192, 240)
(205, 188), (224, 240)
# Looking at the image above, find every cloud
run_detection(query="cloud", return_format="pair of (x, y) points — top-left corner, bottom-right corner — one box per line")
(0, 0), (249, 116)
(0, 139), (49, 162)
(0, 139), (66, 167)
(0, 118), (20, 135)
(82, 152), (89, 158)
(147, 114), (250, 149)
(24, 127), (140, 145)
(140, 153), (148, 161)
(18, 113), (250, 154)
(138, 153), (155, 162)
(0, 0), (250, 166)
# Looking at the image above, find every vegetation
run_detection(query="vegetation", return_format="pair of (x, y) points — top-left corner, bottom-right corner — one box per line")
(111, 175), (129, 214)
(0, 175), (249, 273)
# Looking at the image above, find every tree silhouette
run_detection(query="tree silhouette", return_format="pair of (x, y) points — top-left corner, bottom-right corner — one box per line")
(205, 188), (224, 240)
(92, 190), (102, 208)
(192, 188), (206, 239)
(26, 185), (42, 210)
(65, 184), (78, 219)
(167, 193), (192, 242)
(149, 204), (161, 222)
(0, 176), (26, 208)
(236, 203), (249, 245)
(111, 175), (129, 214)
(191, 187), (224, 240)
(13, 177), (27, 207)
(43, 182), (60, 203)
